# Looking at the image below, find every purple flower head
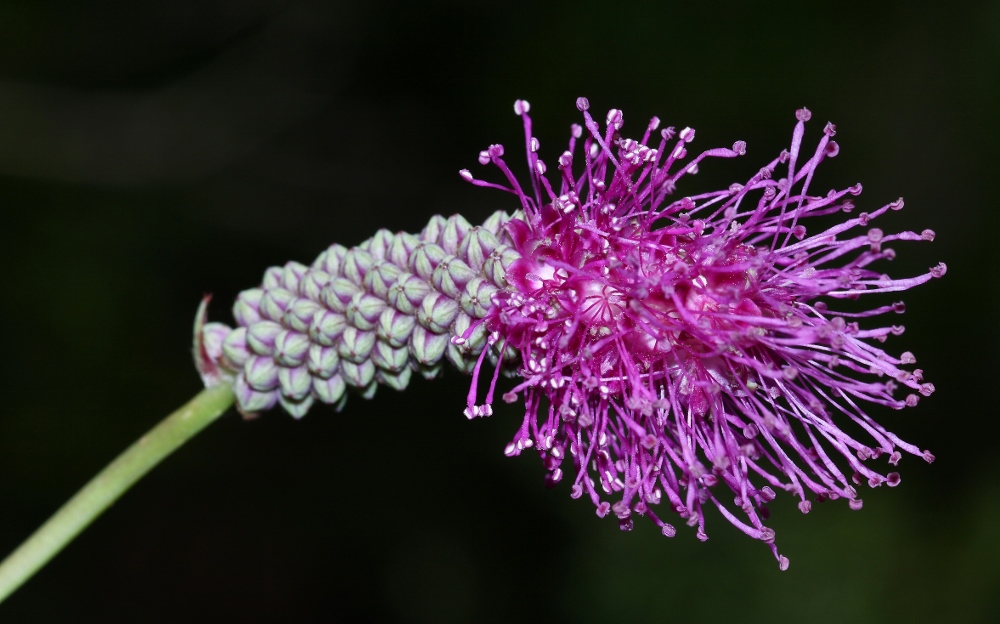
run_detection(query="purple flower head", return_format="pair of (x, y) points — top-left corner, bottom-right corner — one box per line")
(459, 98), (943, 569)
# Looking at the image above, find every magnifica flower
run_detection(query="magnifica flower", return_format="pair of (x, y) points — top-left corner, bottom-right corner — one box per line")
(196, 98), (943, 569)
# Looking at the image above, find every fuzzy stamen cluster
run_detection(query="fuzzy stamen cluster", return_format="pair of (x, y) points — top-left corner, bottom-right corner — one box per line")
(458, 99), (942, 569)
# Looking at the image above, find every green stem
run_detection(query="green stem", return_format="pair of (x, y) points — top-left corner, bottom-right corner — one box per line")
(0, 382), (235, 604)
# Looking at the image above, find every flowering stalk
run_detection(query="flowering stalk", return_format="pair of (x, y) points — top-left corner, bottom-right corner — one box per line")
(198, 98), (942, 569)
(0, 98), (942, 602)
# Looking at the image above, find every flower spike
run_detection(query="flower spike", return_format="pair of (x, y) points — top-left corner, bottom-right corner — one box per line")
(197, 98), (942, 569)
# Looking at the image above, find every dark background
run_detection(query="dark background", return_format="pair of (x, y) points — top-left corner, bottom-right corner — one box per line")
(0, 0), (995, 621)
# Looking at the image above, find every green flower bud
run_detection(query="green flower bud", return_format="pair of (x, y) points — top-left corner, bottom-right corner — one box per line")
(308, 309), (347, 346)
(432, 256), (477, 299)
(420, 214), (447, 242)
(409, 325), (448, 366)
(459, 277), (498, 318)
(446, 343), (477, 374)
(345, 292), (386, 331)
(246, 320), (283, 356)
(417, 292), (459, 334)
(363, 228), (395, 260)
(376, 307), (416, 348)
(321, 277), (359, 313)
(341, 247), (375, 285)
(233, 288), (263, 326)
(340, 360), (376, 387)
(371, 340), (409, 373)
(387, 232), (420, 267)
(245, 355), (280, 392)
(278, 393), (313, 419)
(364, 261), (403, 299)
(440, 214), (473, 254)
(387, 273), (431, 315)
(312, 243), (347, 276)
(282, 298), (321, 333)
(280, 261), (309, 293)
(278, 365), (312, 401)
(307, 343), (340, 378)
(337, 326), (376, 363)
(235, 374), (277, 413)
(221, 327), (251, 368)
(483, 245), (520, 288)
(312, 374), (346, 405)
(451, 312), (487, 354)
(299, 268), (331, 304)
(458, 226), (501, 272)
(261, 266), (284, 289)
(410, 242), (447, 281)
(259, 288), (295, 322)
(480, 209), (512, 236)
(274, 330), (310, 367)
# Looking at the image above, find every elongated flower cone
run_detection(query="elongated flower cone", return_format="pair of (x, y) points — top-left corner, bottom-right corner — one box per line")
(196, 211), (524, 417)
(197, 98), (943, 568)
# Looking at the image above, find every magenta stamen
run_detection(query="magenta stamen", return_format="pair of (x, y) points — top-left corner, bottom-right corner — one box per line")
(464, 98), (941, 568)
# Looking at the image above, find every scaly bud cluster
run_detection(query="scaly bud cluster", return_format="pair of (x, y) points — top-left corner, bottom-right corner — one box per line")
(196, 212), (523, 417)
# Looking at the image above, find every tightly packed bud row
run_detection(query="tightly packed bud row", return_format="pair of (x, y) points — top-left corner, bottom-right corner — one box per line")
(197, 211), (523, 417)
